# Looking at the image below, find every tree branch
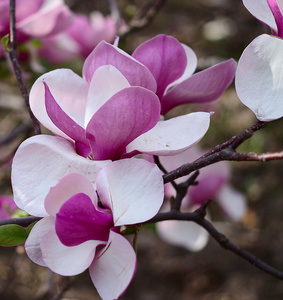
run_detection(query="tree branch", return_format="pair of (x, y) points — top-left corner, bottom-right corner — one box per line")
(163, 121), (271, 183)
(147, 204), (283, 280)
(9, 0), (41, 135)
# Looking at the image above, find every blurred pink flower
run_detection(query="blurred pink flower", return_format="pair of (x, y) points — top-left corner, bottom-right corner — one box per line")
(38, 11), (117, 63)
(0, 195), (18, 220)
(0, 0), (73, 43)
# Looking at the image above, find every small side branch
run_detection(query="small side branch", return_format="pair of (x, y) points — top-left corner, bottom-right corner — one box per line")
(147, 205), (283, 280)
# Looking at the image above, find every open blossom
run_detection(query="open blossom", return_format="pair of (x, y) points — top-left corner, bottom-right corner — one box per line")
(13, 158), (164, 300)
(0, 0), (73, 43)
(30, 36), (212, 160)
(132, 34), (237, 115)
(38, 11), (117, 63)
(235, 0), (283, 121)
(155, 146), (247, 251)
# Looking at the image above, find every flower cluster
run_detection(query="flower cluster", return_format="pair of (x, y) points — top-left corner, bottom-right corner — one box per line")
(10, 32), (237, 298)
(7, 6), (238, 296)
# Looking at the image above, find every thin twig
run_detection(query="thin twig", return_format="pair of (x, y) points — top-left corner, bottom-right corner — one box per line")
(172, 170), (200, 211)
(9, 0), (41, 135)
(122, 0), (167, 35)
(163, 121), (271, 183)
(147, 204), (283, 280)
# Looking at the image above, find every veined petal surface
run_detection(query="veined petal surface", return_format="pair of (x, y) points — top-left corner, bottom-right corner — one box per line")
(96, 158), (164, 226)
(11, 135), (109, 217)
(132, 34), (187, 99)
(40, 227), (99, 276)
(127, 112), (210, 156)
(235, 34), (283, 121)
(90, 230), (137, 300)
(86, 87), (160, 160)
(161, 59), (236, 115)
(82, 41), (156, 92)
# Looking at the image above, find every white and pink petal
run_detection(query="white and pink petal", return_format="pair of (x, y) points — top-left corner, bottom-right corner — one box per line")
(126, 112), (210, 156)
(82, 41), (157, 92)
(89, 230), (137, 300)
(11, 135), (109, 217)
(161, 58), (236, 115)
(96, 158), (164, 226)
(235, 34), (283, 121)
(40, 227), (99, 276)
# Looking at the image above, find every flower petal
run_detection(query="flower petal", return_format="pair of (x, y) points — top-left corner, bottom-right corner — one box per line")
(86, 87), (160, 160)
(12, 135), (109, 217)
(235, 34), (283, 121)
(89, 230), (137, 300)
(132, 34), (187, 99)
(165, 44), (198, 89)
(30, 69), (89, 137)
(56, 193), (113, 246)
(17, 5), (74, 38)
(156, 219), (209, 252)
(41, 227), (99, 276)
(161, 58), (236, 115)
(243, 0), (278, 34)
(45, 173), (97, 217)
(96, 158), (164, 226)
(25, 217), (54, 267)
(85, 65), (130, 125)
(126, 112), (210, 156)
(82, 41), (157, 92)
(44, 82), (90, 157)
(217, 185), (247, 221)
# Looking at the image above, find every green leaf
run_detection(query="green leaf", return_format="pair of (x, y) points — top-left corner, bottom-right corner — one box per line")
(0, 224), (28, 247)
(1, 34), (10, 52)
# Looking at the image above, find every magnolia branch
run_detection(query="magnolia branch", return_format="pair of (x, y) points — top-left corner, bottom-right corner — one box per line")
(163, 121), (280, 183)
(2, 120), (283, 281)
(9, 0), (41, 135)
(147, 206), (283, 280)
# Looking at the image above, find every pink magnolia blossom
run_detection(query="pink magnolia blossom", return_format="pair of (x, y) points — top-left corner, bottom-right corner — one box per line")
(0, 0), (73, 43)
(14, 158), (164, 300)
(132, 34), (237, 115)
(155, 146), (247, 251)
(29, 37), (211, 160)
(0, 196), (18, 220)
(235, 0), (283, 121)
(38, 11), (117, 63)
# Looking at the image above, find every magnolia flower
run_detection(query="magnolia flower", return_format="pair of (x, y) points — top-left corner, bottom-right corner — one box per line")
(38, 11), (117, 63)
(235, 0), (283, 121)
(0, 0), (73, 43)
(14, 158), (164, 300)
(155, 146), (247, 251)
(132, 34), (237, 115)
(30, 37), (211, 160)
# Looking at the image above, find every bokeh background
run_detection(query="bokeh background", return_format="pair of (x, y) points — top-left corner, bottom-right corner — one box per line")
(1, 0), (283, 299)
